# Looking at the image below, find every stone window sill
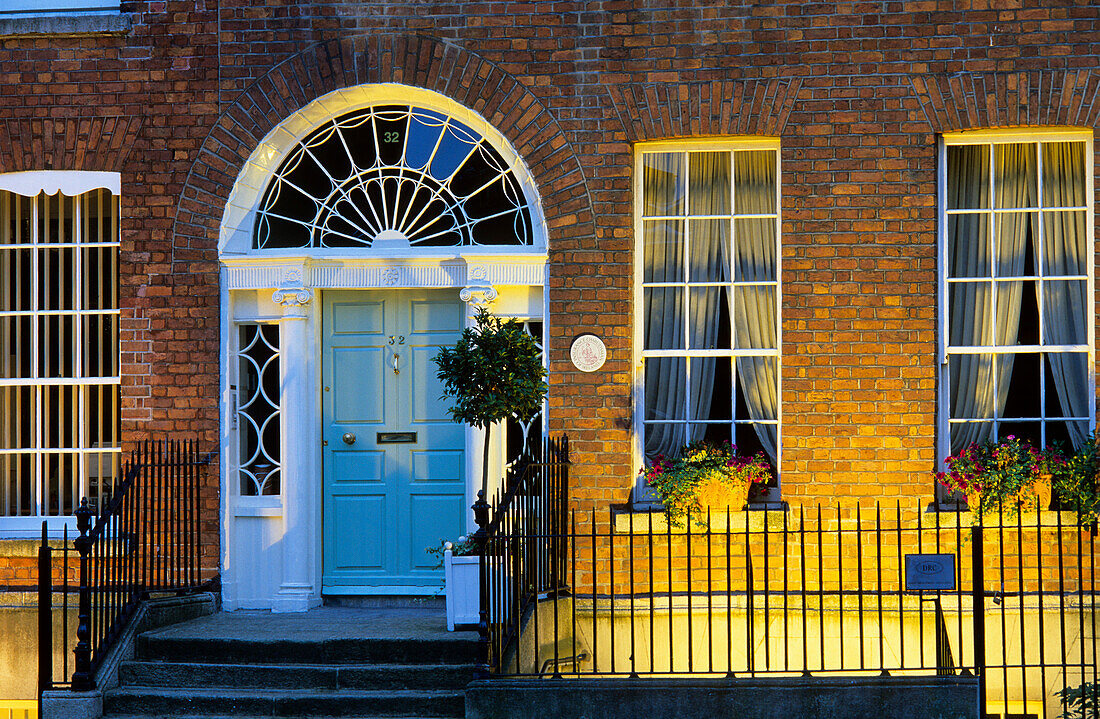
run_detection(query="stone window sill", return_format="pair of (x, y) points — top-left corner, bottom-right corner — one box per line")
(0, 12), (130, 37)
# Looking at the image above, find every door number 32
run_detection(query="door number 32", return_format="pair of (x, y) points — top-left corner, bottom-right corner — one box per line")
(388, 335), (405, 345)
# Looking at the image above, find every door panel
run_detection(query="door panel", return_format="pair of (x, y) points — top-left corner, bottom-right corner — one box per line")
(322, 290), (466, 591)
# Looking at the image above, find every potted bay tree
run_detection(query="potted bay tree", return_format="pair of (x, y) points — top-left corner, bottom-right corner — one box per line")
(432, 306), (547, 628)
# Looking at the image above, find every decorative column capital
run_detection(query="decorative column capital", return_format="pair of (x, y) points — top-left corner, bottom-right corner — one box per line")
(459, 285), (498, 307)
(272, 286), (313, 318)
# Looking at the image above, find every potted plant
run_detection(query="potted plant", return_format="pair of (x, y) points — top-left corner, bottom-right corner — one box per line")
(640, 440), (773, 527)
(433, 306), (548, 496)
(936, 435), (1054, 521)
(427, 537), (479, 631)
(1049, 433), (1100, 526)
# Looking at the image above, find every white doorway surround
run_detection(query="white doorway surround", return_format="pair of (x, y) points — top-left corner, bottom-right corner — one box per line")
(216, 84), (548, 612)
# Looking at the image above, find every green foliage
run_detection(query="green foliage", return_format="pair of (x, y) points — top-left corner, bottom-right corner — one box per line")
(1050, 433), (1100, 525)
(639, 441), (772, 527)
(936, 435), (1050, 521)
(425, 536), (478, 569)
(1058, 681), (1099, 719)
(432, 307), (547, 429)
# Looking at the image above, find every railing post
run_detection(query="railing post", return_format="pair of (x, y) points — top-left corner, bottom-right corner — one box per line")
(71, 499), (95, 692)
(37, 520), (52, 698)
(472, 490), (491, 679)
(971, 522), (985, 717)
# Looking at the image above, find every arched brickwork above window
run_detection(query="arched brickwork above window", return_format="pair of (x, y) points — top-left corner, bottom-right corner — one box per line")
(605, 77), (804, 142)
(173, 33), (593, 260)
(907, 69), (1100, 133)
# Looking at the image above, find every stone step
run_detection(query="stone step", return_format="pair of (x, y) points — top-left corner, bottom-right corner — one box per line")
(103, 687), (465, 718)
(119, 660), (476, 691)
(136, 634), (478, 666)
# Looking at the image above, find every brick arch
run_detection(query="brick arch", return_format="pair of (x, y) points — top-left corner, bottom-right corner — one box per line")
(172, 33), (595, 263)
(907, 69), (1100, 132)
(605, 77), (804, 142)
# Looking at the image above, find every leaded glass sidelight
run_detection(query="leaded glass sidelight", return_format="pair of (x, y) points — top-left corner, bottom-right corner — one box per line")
(237, 324), (280, 496)
(254, 105), (535, 250)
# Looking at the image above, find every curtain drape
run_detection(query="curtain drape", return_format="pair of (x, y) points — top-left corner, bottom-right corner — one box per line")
(732, 151), (778, 460)
(1041, 142), (1089, 448)
(643, 153), (687, 460)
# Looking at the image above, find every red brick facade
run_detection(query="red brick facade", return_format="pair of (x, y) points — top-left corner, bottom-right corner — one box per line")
(1, 2), (1099, 580)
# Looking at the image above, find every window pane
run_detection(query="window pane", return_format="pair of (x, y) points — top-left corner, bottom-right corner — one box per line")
(994, 281), (1027, 346)
(0, 315), (32, 379)
(950, 420), (993, 454)
(82, 313), (119, 377)
(1041, 141), (1087, 208)
(0, 386), (33, 449)
(238, 324), (281, 497)
(736, 356), (778, 421)
(948, 282), (992, 346)
(996, 421), (1041, 448)
(1042, 280), (1087, 345)
(39, 314), (78, 378)
(687, 219), (729, 282)
(946, 145), (990, 210)
(734, 218), (776, 282)
(643, 287), (684, 350)
(643, 153), (684, 216)
(644, 357), (686, 422)
(733, 150), (776, 214)
(690, 356), (731, 421)
(0, 453), (33, 516)
(644, 423), (688, 463)
(1041, 210), (1086, 276)
(1043, 352), (1088, 418)
(994, 143), (1038, 209)
(947, 213), (990, 278)
(735, 422), (775, 463)
(999, 352), (1040, 419)
(688, 152), (731, 215)
(733, 286), (776, 349)
(40, 247), (77, 311)
(84, 384), (119, 447)
(994, 212), (1036, 277)
(948, 353), (994, 420)
(0, 247), (31, 311)
(643, 220), (684, 283)
(687, 287), (730, 350)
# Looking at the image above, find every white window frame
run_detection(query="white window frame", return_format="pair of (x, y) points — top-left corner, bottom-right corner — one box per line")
(0, 171), (121, 537)
(632, 137), (783, 500)
(937, 127), (1096, 470)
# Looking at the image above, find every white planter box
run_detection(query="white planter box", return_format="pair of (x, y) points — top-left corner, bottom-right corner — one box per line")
(444, 549), (480, 631)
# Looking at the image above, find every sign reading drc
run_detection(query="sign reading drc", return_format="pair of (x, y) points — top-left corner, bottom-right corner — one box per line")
(904, 553), (956, 591)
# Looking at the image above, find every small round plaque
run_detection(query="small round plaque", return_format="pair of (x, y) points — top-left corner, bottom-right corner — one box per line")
(570, 334), (606, 373)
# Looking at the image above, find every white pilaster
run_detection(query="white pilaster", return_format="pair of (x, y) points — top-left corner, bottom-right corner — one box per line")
(271, 284), (321, 612)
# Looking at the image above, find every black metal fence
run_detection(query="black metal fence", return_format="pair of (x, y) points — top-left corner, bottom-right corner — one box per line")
(480, 489), (1098, 719)
(473, 435), (569, 677)
(38, 440), (213, 692)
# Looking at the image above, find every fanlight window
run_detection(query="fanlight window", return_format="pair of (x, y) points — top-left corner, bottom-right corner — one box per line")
(254, 105), (534, 250)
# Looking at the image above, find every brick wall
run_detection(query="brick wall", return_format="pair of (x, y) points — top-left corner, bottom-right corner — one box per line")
(0, 2), (1098, 543)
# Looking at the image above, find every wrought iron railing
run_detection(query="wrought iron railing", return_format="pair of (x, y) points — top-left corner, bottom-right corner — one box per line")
(479, 494), (1098, 719)
(37, 440), (214, 692)
(473, 434), (569, 678)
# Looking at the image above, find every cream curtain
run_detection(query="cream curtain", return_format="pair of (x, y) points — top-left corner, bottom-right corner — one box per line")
(1041, 142), (1089, 447)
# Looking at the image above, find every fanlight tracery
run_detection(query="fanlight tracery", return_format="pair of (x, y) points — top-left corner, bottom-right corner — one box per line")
(254, 105), (535, 250)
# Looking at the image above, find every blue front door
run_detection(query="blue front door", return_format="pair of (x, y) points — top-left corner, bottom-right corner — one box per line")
(321, 290), (466, 592)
